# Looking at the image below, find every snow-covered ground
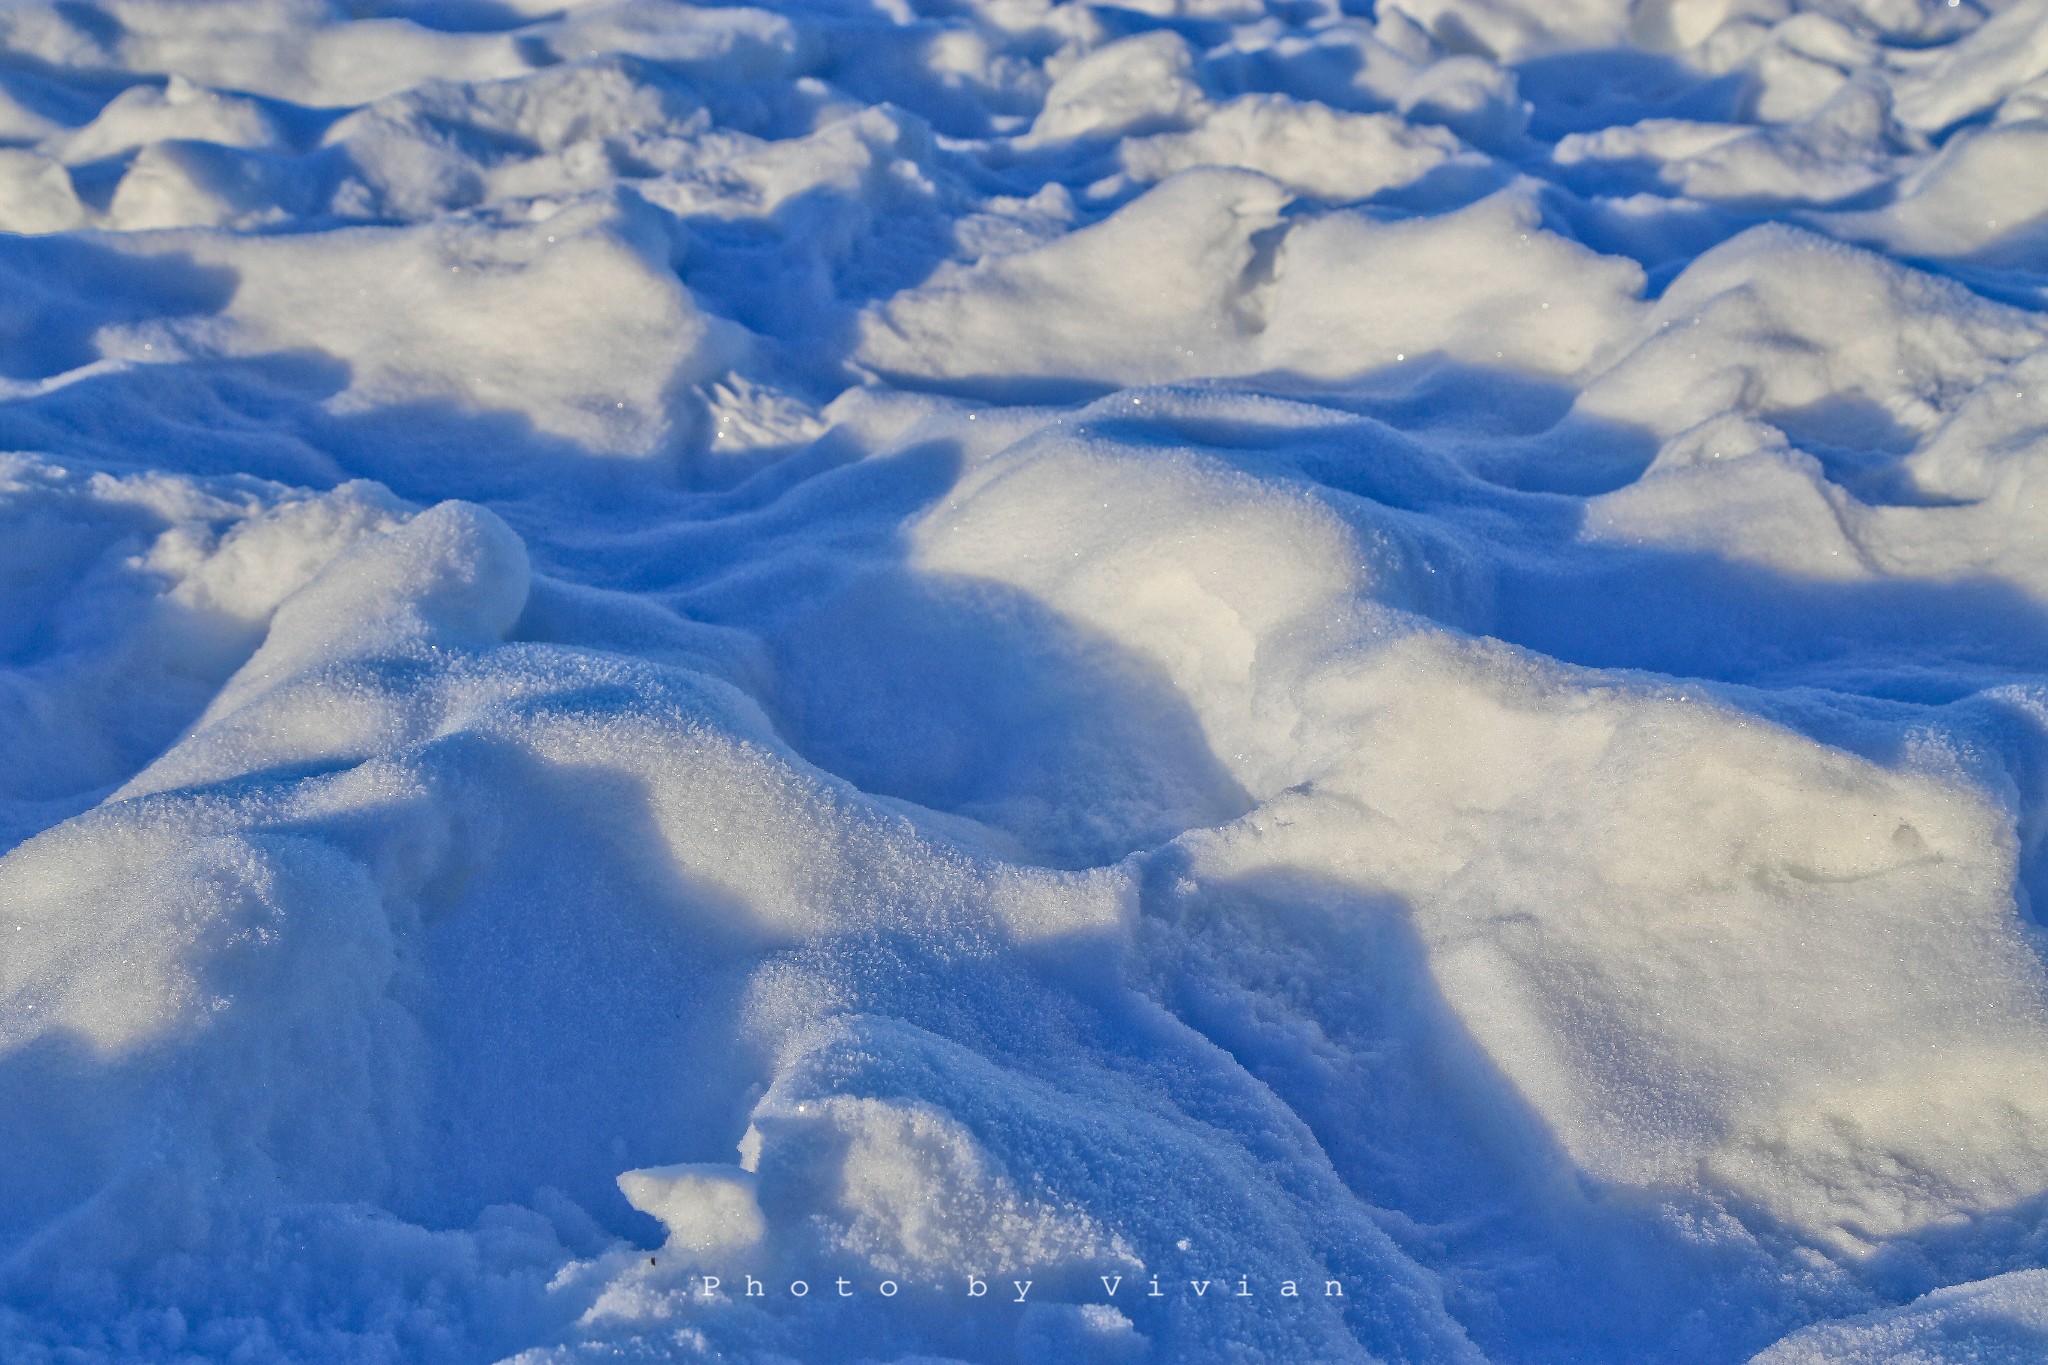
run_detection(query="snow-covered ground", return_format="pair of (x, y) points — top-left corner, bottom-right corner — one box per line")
(5, 0), (2048, 1360)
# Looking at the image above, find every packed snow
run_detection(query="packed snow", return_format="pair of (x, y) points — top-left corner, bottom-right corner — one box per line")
(5, 0), (2048, 1361)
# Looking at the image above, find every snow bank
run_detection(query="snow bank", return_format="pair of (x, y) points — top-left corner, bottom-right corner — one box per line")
(1754, 1271), (2048, 1363)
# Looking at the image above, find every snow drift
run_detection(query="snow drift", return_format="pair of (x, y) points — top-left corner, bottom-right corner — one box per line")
(6, 0), (2048, 1362)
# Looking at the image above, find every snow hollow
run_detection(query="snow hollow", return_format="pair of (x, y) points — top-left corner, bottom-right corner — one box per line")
(6, 0), (2048, 1360)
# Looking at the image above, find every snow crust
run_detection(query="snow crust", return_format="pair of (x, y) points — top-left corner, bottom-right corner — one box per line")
(4, 0), (2048, 1361)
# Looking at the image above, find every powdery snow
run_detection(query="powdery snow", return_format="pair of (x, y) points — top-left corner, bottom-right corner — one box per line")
(3, 0), (2048, 1362)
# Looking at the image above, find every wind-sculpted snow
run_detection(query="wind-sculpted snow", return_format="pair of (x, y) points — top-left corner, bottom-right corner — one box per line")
(6, 1), (2048, 1362)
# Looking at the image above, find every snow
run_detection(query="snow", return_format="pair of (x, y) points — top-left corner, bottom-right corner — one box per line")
(4, 0), (2048, 1361)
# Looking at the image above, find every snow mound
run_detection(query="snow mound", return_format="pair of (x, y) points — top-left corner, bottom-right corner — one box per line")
(5, 0), (2048, 1361)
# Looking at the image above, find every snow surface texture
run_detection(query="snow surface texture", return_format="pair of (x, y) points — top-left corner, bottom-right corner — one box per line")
(7, 0), (2048, 1361)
